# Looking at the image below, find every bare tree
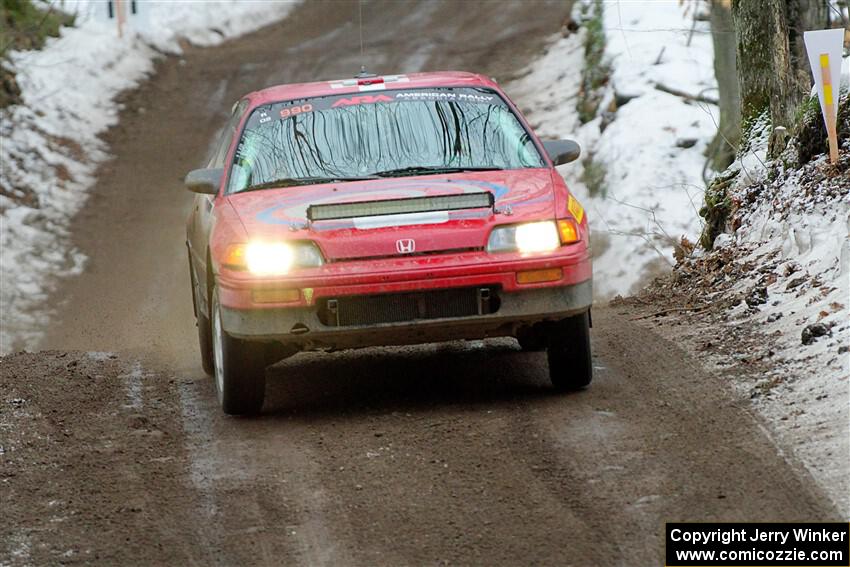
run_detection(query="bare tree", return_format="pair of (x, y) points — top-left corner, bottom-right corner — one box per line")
(707, 0), (741, 170)
(731, 0), (831, 157)
(732, 0), (801, 156)
(786, 0), (830, 93)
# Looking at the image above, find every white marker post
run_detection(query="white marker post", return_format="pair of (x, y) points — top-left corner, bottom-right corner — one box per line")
(803, 29), (844, 164)
(116, 0), (125, 39)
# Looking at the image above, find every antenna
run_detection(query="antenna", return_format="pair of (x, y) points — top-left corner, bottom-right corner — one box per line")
(358, 0), (364, 64)
(355, 0), (377, 78)
(355, 65), (377, 79)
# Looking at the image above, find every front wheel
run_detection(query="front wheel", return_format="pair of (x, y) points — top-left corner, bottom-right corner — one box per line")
(547, 311), (593, 391)
(211, 286), (266, 415)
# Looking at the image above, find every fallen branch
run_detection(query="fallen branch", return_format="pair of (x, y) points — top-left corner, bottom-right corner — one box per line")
(630, 304), (713, 320)
(654, 83), (719, 105)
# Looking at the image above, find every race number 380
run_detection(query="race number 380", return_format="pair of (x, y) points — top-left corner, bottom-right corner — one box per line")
(280, 104), (313, 118)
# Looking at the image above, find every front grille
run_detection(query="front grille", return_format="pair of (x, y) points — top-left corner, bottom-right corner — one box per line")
(328, 247), (482, 263)
(318, 287), (499, 327)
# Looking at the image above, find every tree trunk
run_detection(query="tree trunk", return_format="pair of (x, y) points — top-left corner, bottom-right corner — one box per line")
(786, 0), (830, 95)
(731, 0), (799, 156)
(707, 0), (741, 171)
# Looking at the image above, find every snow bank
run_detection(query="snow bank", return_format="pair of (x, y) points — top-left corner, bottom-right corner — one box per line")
(510, 0), (716, 298)
(0, 0), (300, 353)
(653, 55), (849, 514)
(737, 164), (849, 517)
(710, 64), (849, 514)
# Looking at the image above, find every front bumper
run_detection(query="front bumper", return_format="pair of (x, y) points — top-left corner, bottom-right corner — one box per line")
(221, 279), (592, 350)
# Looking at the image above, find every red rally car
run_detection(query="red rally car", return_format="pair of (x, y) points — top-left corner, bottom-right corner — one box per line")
(185, 71), (593, 415)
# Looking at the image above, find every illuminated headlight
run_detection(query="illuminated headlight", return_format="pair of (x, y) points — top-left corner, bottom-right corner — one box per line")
(487, 221), (561, 253)
(246, 242), (294, 275)
(225, 241), (324, 275)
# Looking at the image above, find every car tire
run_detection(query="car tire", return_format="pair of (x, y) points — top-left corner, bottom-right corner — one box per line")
(190, 266), (215, 376)
(516, 326), (547, 351)
(547, 311), (593, 391)
(211, 285), (266, 415)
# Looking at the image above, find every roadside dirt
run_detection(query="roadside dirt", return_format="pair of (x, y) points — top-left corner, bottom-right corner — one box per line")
(0, 1), (843, 565)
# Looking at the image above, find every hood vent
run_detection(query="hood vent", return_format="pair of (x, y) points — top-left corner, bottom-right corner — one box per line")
(307, 192), (494, 222)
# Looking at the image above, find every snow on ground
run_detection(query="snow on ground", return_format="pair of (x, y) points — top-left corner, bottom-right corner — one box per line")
(0, 1), (300, 353)
(510, 0), (716, 298)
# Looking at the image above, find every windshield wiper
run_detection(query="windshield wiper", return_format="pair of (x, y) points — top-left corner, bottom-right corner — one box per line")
(237, 175), (379, 193)
(368, 165), (506, 177)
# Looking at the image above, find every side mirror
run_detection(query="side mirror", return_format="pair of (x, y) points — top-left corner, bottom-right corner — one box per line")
(184, 168), (223, 195)
(542, 139), (581, 166)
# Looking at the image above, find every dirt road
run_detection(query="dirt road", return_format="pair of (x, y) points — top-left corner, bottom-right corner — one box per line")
(1, 1), (841, 565)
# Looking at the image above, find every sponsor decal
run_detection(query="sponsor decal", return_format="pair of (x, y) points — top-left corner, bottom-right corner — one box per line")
(244, 88), (508, 129)
(331, 95), (393, 108)
(279, 103), (314, 118)
(394, 92), (494, 103)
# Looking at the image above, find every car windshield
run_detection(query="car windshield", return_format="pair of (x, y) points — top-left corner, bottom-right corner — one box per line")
(227, 87), (544, 194)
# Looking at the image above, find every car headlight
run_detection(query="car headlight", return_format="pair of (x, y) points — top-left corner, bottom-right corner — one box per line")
(487, 221), (561, 253)
(224, 241), (324, 275)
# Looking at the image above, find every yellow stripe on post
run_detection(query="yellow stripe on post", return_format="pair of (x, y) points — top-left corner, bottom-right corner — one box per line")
(820, 53), (833, 95)
(819, 52), (839, 164)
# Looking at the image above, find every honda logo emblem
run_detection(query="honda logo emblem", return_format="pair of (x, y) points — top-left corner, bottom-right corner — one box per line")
(396, 238), (416, 254)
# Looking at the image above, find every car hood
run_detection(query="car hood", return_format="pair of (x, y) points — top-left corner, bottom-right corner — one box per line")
(225, 169), (557, 261)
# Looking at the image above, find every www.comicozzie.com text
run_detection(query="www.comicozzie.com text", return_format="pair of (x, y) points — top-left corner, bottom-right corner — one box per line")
(670, 527), (848, 546)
